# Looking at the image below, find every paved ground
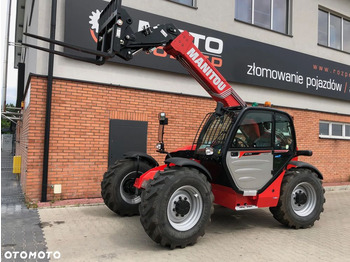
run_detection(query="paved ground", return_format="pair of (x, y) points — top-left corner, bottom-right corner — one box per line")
(1, 152), (48, 262)
(2, 151), (350, 262)
(38, 190), (350, 262)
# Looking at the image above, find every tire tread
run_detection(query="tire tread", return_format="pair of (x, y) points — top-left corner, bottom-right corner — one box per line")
(270, 168), (325, 229)
(139, 167), (214, 249)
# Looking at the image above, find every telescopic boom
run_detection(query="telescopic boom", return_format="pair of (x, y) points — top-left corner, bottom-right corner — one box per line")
(24, 0), (246, 107)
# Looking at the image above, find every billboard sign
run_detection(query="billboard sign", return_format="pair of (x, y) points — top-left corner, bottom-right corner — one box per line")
(65, 0), (350, 101)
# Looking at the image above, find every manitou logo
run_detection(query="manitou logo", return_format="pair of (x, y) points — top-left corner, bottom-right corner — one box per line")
(187, 48), (226, 91)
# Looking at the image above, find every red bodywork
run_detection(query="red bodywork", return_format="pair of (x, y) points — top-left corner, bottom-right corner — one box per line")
(135, 154), (301, 209)
(211, 171), (285, 209)
(134, 164), (168, 189)
(135, 164), (289, 209)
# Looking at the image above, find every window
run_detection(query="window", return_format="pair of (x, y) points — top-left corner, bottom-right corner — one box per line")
(319, 121), (350, 140)
(319, 122), (329, 136)
(318, 9), (350, 53)
(235, 0), (290, 34)
(332, 124), (342, 136)
(275, 113), (294, 150)
(196, 111), (238, 152)
(344, 19), (350, 52)
(168, 0), (196, 8)
(346, 125), (350, 137)
(318, 10), (328, 46)
(330, 14), (342, 49)
(232, 112), (273, 148)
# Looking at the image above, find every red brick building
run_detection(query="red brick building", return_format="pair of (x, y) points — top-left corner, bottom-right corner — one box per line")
(14, 0), (350, 202)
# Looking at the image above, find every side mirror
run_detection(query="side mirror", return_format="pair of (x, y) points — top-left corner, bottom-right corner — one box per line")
(157, 112), (168, 153)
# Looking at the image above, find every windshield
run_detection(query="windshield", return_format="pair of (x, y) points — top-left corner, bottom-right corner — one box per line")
(195, 110), (239, 154)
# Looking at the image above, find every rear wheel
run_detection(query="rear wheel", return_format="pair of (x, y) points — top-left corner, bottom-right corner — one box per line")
(270, 168), (325, 228)
(101, 159), (152, 216)
(139, 167), (214, 249)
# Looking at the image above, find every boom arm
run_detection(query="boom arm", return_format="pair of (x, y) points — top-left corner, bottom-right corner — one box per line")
(23, 0), (246, 108)
(97, 0), (246, 108)
(163, 32), (246, 107)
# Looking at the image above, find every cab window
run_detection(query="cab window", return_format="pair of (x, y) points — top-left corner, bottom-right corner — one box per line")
(275, 113), (294, 150)
(232, 111), (273, 148)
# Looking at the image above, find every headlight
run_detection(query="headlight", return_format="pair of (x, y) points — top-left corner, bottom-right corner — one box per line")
(158, 112), (166, 121)
(205, 147), (214, 156)
(156, 143), (162, 150)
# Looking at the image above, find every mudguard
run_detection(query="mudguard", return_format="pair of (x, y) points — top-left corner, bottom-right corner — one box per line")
(287, 161), (323, 179)
(164, 157), (212, 181)
(134, 157), (212, 189)
(123, 151), (159, 167)
(167, 145), (196, 159)
(134, 165), (167, 189)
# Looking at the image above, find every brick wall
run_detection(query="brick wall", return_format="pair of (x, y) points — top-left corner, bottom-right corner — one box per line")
(16, 102), (29, 191)
(279, 107), (350, 183)
(17, 76), (350, 202)
(17, 77), (47, 201)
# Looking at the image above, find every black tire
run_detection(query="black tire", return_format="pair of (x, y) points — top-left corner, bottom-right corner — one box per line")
(270, 168), (325, 229)
(139, 167), (214, 249)
(101, 159), (152, 216)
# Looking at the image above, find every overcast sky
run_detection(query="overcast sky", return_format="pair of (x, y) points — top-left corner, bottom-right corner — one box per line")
(1, 0), (18, 106)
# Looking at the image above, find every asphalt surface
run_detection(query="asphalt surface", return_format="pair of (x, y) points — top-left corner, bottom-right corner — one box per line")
(1, 152), (48, 262)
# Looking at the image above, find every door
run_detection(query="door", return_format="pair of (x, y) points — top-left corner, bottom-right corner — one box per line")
(108, 119), (148, 167)
(226, 111), (274, 194)
(273, 113), (295, 174)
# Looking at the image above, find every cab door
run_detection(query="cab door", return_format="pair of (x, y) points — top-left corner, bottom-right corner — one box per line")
(226, 111), (274, 195)
(272, 113), (295, 175)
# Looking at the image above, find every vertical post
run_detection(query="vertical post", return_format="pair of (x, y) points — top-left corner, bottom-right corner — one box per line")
(2, 0), (12, 111)
(41, 0), (57, 202)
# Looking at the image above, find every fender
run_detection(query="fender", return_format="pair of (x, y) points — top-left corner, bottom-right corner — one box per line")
(167, 145), (196, 159)
(134, 158), (212, 189)
(287, 161), (323, 180)
(164, 157), (212, 181)
(171, 145), (196, 152)
(134, 165), (166, 189)
(123, 151), (159, 167)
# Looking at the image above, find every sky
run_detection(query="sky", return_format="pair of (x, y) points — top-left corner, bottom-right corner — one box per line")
(1, 0), (18, 106)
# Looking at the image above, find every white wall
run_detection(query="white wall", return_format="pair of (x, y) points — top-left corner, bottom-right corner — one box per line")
(23, 0), (350, 115)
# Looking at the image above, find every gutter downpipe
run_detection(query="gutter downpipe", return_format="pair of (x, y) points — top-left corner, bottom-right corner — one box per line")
(41, 0), (57, 202)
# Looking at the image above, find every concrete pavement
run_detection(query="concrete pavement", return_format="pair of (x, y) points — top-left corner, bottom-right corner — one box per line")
(2, 150), (350, 261)
(38, 190), (350, 262)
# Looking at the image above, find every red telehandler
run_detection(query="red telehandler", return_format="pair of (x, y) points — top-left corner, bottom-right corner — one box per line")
(25, 0), (325, 249)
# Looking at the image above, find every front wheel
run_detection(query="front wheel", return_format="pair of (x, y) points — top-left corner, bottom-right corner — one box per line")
(139, 167), (214, 249)
(101, 159), (152, 216)
(270, 168), (325, 229)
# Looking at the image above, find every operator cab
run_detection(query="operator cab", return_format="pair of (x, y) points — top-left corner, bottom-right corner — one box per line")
(195, 105), (296, 195)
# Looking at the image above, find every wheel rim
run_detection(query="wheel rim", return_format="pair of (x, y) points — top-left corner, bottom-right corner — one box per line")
(291, 182), (317, 217)
(120, 171), (141, 205)
(167, 185), (203, 231)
